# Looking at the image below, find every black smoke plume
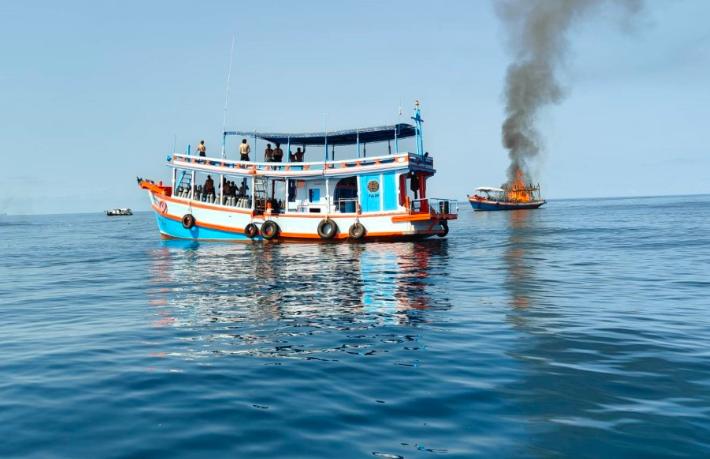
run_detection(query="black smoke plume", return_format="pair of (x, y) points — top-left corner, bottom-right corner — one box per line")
(495, 0), (643, 183)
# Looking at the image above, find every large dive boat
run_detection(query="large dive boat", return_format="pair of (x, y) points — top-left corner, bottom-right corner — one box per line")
(138, 103), (457, 241)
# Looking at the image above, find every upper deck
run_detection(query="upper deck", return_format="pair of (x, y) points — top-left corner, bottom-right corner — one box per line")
(173, 102), (433, 180)
(168, 151), (435, 179)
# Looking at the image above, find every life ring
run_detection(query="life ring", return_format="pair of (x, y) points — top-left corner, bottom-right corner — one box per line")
(348, 222), (366, 240)
(317, 218), (338, 239)
(437, 220), (449, 238)
(260, 220), (280, 240)
(181, 214), (195, 229)
(244, 223), (258, 239)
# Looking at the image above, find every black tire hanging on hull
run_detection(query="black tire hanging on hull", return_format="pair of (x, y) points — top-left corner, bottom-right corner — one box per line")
(261, 220), (280, 240)
(348, 222), (366, 240)
(317, 219), (338, 239)
(244, 223), (258, 239)
(181, 214), (196, 229)
(437, 220), (449, 238)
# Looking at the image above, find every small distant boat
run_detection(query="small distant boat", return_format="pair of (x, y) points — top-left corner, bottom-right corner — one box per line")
(468, 185), (546, 211)
(106, 208), (133, 216)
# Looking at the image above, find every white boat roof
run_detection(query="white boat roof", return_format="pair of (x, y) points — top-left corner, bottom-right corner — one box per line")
(475, 187), (504, 192)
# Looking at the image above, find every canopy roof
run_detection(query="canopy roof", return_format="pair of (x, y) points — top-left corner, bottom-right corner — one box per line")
(225, 123), (416, 146)
(475, 187), (504, 192)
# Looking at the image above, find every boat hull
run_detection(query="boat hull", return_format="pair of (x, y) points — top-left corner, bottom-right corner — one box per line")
(468, 198), (546, 211)
(147, 191), (452, 242)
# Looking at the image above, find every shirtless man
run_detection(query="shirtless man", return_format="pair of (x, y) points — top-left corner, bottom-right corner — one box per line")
(239, 139), (250, 161)
(264, 143), (274, 162)
(273, 143), (283, 162)
(197, 140), (206, 157)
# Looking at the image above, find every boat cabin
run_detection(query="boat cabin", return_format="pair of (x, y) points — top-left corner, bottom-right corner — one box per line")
(472, 187), (505, 202)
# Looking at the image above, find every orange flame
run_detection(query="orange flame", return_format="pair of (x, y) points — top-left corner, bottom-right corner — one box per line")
(505, 168), (532, 203)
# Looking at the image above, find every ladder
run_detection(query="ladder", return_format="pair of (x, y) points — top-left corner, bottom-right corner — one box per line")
(176, 171), (192, 197)
(253, 177), (268, 213)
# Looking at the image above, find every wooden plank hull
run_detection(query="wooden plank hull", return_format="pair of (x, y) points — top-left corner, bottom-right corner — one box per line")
(468, 198), (546, 211)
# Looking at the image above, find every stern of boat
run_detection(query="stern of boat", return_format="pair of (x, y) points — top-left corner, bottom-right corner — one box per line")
(392, 197), (458, 237)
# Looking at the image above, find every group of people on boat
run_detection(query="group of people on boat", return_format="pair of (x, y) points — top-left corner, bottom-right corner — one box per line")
(198, 139), (305, 163)
(186, 174), (251, 206)
(196, 175), (249, 198)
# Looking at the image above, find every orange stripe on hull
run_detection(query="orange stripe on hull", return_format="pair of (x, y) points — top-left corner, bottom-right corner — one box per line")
(151, 204), (442, 241)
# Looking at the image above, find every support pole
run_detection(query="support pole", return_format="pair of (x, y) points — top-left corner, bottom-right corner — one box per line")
(356, 130), (360, 158)
(394, 125), (399, 153)
(411, 100), (425, 157)
(251, 175), (256, 211)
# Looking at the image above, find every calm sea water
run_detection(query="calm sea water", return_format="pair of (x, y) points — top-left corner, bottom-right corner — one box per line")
(1, 195), (709, 458)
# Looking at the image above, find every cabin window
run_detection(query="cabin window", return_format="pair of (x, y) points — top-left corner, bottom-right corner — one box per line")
(308, 188), (320, 202)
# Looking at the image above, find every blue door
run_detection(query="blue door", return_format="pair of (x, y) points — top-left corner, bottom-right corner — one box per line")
(382, 172), (397, 211)
(359, 175), (381, 212)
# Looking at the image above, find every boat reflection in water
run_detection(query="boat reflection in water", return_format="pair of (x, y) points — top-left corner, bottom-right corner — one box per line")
(146, 240), (449, 359)
(504, 210), (540, 310)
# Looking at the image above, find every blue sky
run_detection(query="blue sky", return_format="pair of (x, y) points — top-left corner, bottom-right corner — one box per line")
(2, 0), (708, 214)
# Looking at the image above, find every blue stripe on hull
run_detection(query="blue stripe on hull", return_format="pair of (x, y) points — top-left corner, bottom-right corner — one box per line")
(154, 213), (256, 241)
(469, 200), (545, 211)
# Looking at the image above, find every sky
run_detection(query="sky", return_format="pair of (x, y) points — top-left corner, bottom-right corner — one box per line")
(1, 0), (709, 215)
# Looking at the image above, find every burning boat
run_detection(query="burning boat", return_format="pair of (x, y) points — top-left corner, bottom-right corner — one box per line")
(468, 172), (545, 211)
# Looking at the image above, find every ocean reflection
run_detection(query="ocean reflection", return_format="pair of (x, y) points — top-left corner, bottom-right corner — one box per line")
(504, 210), (540, 309)
(146, 240), (450, 359)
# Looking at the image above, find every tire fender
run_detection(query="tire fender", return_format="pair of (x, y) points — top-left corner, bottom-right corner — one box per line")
(244, 223), (258, 239)
(317, 218), (338, 239)
(437, 220), (449, 238)
(261, 220), (280, 240)
(181, 214), (196, 229)
(348, 222), (366, 240)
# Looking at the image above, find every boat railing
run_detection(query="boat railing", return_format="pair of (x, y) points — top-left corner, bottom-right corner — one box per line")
(335, 198), (359, 213)
(169, 152), (424, 175)
(411, 198), (458, 216)
(172, 185), (253, 210)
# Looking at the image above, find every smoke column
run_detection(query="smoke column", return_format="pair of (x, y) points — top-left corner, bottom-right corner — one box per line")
(495, 0), (642, 184)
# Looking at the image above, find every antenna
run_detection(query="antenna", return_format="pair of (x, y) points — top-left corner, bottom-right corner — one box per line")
(221, 34), (236, 159)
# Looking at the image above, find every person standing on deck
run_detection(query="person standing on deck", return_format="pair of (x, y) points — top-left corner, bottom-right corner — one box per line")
(293, 147), (304, 162)
(204, 175), (215, 196)
(273, 143), (283, 162)
(410, 172), (420, 199)
(238, 180), (248, 197)
(239, 139), (250, 161)
(197, 140), (206, 157)
(264, 143), (274, 162)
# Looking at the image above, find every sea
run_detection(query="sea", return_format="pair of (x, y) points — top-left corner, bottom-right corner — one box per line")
(1, 194), (709, 458)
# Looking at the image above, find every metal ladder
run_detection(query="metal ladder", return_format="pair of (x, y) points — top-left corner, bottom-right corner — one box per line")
(176, 171), (192, 197)
(253, 177), (268, 213)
